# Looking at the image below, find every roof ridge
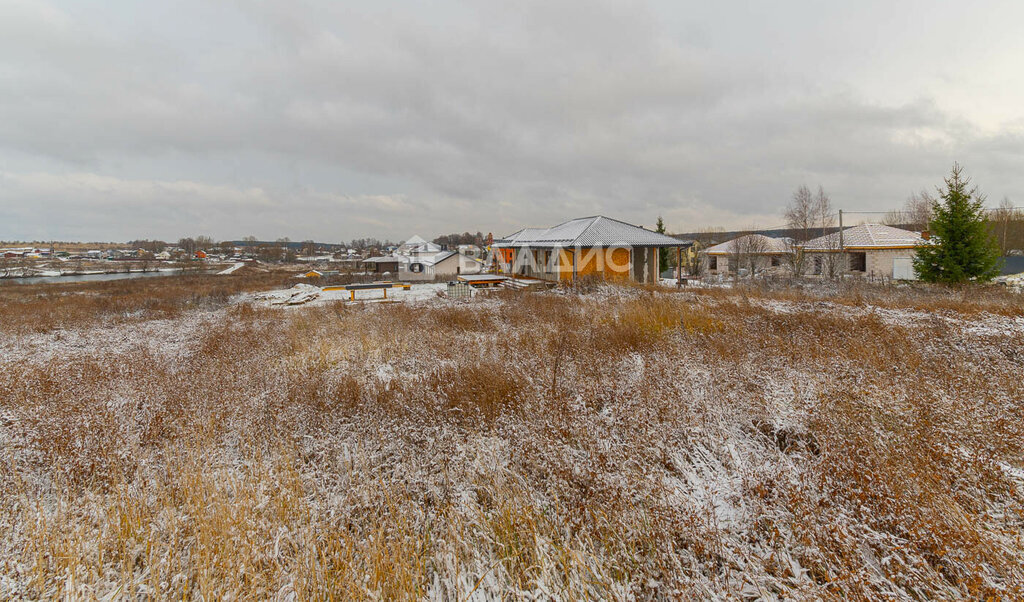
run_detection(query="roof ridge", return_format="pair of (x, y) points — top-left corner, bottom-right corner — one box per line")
(576, 216), (603, 243)
(595, 214), (653, 230)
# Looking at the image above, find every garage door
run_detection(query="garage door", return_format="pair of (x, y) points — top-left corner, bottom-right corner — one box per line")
(892, 257), (916, 280)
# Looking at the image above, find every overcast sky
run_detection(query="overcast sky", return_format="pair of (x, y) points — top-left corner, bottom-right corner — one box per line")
(2, 0), (1023, 243)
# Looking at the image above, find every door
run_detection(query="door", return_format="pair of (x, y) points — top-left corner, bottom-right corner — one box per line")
(892, 257), (915, 280)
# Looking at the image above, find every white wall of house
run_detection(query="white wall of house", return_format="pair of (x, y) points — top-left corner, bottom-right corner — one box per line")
(704, 254), (786, 276)
(801, 248), (918, 279)
(398, 252), (469, 281)
(865, 248), (918, 280)
(432, 254), (461, 277)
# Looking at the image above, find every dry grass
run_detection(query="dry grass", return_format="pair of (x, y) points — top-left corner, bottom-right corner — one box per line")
(1, 278), (1023, 599)
(703, 276), (1024, 317)
(0, 271), (293, 334)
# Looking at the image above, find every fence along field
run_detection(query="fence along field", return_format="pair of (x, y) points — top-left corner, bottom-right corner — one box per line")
(1, 274), (1023, 599)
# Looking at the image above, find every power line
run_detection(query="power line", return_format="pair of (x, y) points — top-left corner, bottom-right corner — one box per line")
(841, 206), (1024, 215)
(675, 206), (1024, 238)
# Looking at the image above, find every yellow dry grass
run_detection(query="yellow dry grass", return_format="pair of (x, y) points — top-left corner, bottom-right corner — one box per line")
(1, 275), (1023, 599)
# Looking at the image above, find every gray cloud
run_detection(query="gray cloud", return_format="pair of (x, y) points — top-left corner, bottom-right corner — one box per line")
(1, 0), (1023, 242)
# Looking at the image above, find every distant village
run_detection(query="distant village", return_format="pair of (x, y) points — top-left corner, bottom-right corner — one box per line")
(3, 194), (1023, 287)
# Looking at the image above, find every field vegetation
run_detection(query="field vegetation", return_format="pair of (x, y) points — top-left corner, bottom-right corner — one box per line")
(1, 275), (1023, 599)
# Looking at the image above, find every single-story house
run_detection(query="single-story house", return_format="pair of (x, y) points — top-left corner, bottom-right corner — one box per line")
(362, 255), (401, 276)
(361, 250), (474, 281)
(493, 216), (690, 284)
(800, 223), (926, 280)
(401, 250), (463, 281)
(702, 234), (792, 276)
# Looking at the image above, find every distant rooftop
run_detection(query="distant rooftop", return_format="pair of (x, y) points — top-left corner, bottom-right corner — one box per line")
(496, 216), (690, 248)
(704, 234), (791, 255)
(802, 224), (924, 251)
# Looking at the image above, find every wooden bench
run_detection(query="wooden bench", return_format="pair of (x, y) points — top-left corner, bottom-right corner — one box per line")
(322, 282), (411, 300)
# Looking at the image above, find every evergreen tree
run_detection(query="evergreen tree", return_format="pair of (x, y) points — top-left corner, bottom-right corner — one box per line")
(914, 163), (1002, 283)
(655, 216), (669, 274)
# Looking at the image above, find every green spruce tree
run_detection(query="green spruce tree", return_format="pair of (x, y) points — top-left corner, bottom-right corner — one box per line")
(655, 216), (669, 275)
(914, 163), (1002, 283)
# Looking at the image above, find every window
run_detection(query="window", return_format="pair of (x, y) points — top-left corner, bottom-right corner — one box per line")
(849, 252), (866, 272)
(770, 256), (780, 267)
(708, 256), (718, 270)
(813, 256), (823, 275)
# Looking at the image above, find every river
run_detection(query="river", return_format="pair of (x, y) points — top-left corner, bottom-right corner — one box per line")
(0, 270), (209, 286)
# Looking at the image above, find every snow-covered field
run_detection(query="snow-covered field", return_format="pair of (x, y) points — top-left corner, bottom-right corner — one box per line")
(1, 279), (1023, 599)
(247, 281), (450, 306)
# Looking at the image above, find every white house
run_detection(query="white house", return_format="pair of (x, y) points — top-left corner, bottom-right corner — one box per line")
(702, 234), (792, 276)
(800, 224), (926, 280)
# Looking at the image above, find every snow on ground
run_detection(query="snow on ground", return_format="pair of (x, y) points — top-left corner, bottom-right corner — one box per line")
(246, 282), (450, 307)
(216, 262), (245, 275)
(3, 278), (1023, 598)
(995, 271), (1024, 293)
(0, 312), (223, 365)
(658, 277), (728, 289)
(747, 296), (1024, 337)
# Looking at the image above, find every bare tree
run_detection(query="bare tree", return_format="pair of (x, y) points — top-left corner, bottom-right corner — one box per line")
(785, 185), (834, 276)
(993, 197), (1019, 255)
(906, 191), (934, 231)
(815, 186), (834, 238)
(178, 237), (196, 256)
(821, 232), (843, 279)
(728, 233), (771, 281)
(884, 190), (935, 231)
(785, 185), (816, 243)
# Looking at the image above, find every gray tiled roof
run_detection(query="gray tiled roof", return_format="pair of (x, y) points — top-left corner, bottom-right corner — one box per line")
(497, 216), (688, 248)
(704, 234), (791, 255)
(802, 224), (924, 251)
(421, 250), (457, 266)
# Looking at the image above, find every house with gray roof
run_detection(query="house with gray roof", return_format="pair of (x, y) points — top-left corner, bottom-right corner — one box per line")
(365, 242), (478, 281)
(799, 223), (926, 280)
(493, 216), (691, 284)
(702, 234), (792, 276)
(400, 250), (463, 281)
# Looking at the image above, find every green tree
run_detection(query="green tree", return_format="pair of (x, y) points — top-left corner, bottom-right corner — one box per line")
(655, 216), (669, 274)
(914, 163), (1002, 283)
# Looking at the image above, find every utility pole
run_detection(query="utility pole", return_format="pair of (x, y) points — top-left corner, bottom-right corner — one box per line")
(838, 210), (844, 250)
